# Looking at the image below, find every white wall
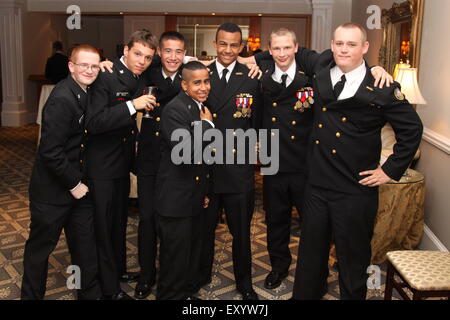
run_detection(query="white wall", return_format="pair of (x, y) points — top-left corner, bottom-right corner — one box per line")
(415, 0), (450, 251)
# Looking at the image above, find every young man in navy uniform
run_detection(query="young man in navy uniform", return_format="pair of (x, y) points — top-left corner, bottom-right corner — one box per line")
(156, 61), (214, 300)
(85, 30), (158, 300)
(198, 23), (262, 300)
(292, 23), (423, 300)
(22, 45), (102, 300)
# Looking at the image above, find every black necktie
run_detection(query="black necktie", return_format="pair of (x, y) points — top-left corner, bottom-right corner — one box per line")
(281, 73), (288, 87)
(221, 68), (229, 88)
(165, 76), (172, 86)
(333, 74), (346, 99)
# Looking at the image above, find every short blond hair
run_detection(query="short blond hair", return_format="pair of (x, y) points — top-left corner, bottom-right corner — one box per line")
(333, 22), (368, 43)
(268, 28), (297, 47)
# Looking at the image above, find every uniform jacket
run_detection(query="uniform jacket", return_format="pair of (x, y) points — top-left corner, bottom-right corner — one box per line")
(29, 76), (88, 205)
(156, 91), (213, 217)
(85, 58), (143, 180)
(136, 66), (182, 176)
(205, 61), (262, 193)
(307, 61), (423, 194)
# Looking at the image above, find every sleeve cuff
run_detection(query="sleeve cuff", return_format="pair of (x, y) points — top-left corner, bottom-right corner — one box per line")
(127, 101), (137, 116)
(202, 119), (215, 128)
(69, 181), (81, 192)
(183, 56), (198, 64)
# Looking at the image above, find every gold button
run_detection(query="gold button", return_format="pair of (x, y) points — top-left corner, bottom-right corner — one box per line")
(336, 132), (341, 138)
(84, 129), (88, 134)
(232, 148), (236, 153)
(123, 138), (127, 142)
(233, 113), (237, 118)
(272, 117), (277, 122)
(294, 106), (299, 110)
(195, 176), (199, 181)
(156, 117), (161, 122)
(271, 132), (275, 136)
(212, 148), (216, 153)
(341, 117), (347, 122)
(291, 135), (296, 140)
(322, 107), (327, 112)
(213, 113), (217, 118)
(332, 149), (337, 154)
(131, 130), (135, 134)
(80, 159), (83, 163)
(81, 144), (84, 148)
(318, 124), (323, 128)
(272, 102), (277, 107)
(157, 103), (160, 107)
(155, 132), (160, 136)
(291, 121), (297, 125)
(206, 174), (210, 178)
(315, 140), (320, 144)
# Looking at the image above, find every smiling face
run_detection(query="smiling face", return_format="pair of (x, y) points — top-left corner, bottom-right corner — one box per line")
(181, 69), (211, 103)
(68, 50), (100, 89)
(214, 30), (244, 67)
(331, 26), (369, 73)
(123, 42), (155, 75)
(269, 33), (298, 72)
(158, 38), (186, 77)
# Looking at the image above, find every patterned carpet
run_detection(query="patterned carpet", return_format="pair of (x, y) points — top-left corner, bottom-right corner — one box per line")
(0, 124), (396, 300)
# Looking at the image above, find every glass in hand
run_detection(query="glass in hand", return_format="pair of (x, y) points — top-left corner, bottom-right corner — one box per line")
(143, 86), (157, 119)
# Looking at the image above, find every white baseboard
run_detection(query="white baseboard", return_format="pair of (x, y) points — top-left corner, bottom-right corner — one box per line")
(418, 224), (449, 252)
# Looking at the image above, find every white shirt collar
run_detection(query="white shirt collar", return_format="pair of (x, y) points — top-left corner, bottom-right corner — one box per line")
(331, 61), (366, 86)
(162, 68), (177, 81)
(273, 61), (297, 83)
(215, 60), (237, 78)
(185, 92), (203, 111)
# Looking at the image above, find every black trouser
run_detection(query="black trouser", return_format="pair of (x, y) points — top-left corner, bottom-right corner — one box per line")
(136, 175), (157, 285)
(156, 212), (203, 300)
(200, 190), (255, 293)
(89, 178), (129, 296)
(293, 184), (378, 300)
(21, 197), (101, 300)
(263, 172), (306, 274)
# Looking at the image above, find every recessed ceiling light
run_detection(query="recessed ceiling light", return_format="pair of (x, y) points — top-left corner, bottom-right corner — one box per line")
(119, 12), (124, 15)
(258, 14), (262, 16)
(212, 13), (216, 15)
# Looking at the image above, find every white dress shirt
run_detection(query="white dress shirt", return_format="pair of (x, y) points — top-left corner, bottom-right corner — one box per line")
(215, 60), (236, 82)
(330, 61), (367, 100)
(272, 61), (297, 88)
(184, 92), (215, 128)
(162, 69), (178, 82)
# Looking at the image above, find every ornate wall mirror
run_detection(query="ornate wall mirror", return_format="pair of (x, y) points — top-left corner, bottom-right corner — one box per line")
(379, 0), (425, 73)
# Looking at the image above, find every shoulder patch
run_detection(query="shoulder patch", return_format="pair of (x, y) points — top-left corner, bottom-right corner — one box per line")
(394, 87), (405, 100)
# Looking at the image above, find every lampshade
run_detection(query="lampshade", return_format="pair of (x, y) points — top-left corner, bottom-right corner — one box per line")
(393, 61), (410, 80)
(394, 67), (427, 105)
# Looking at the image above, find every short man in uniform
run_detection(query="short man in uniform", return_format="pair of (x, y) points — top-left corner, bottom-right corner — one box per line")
(22, 44), (102, 300)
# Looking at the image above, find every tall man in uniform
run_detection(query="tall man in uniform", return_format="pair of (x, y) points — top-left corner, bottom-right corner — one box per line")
(133, 31), (186, 299)
(292, 23), (423, 300)
(22, 44), (102, 300)
(85, 30), (158, 300)
(156, 61), (214, 300)
(198, 23), (262, 300)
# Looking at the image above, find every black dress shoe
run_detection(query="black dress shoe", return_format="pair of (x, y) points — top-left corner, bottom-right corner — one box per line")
(134, 283), (152, 300)
(111, 291), (134, 300)
(264, 271), (288, 289)
(241, 289), (259, 300)
(120, 272), (140, 283)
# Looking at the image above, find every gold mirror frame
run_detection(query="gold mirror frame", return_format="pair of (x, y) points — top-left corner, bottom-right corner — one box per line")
(379, 0), (425, 73)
